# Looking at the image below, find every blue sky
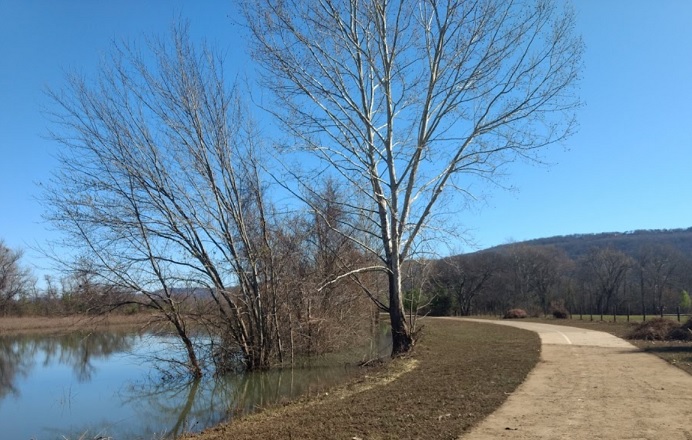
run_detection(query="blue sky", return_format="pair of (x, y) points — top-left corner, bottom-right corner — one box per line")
(1, 1), (691, 277)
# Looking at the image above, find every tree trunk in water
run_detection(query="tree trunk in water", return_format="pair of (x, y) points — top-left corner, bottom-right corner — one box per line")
(174, 324), (202, 379)
(388, 272), (413, 356)
(241, 340), (272, 371)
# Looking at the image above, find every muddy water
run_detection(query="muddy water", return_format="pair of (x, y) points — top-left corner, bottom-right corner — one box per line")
(0, 328), (390, 439)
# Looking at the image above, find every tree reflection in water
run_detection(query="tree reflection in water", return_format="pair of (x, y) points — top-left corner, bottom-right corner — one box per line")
(121, 363), (358, 438)
(0, 330), (137, 398)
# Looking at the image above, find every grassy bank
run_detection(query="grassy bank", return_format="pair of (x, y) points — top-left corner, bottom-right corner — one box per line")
(0, 313), (157, 335)
(183, 318), (540, 440)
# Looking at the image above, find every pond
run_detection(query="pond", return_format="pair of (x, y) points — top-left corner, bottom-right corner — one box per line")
(0, 328), (390, 440)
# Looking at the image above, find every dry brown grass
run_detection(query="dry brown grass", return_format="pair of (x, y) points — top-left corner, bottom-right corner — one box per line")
(182, 318), (540, 440)
(0, 314), (157, 335)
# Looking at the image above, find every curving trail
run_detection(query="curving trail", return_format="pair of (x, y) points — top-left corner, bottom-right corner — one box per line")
(455, 319), (692, 440)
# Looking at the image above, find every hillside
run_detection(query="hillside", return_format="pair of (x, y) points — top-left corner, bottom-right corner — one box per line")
(483, 228), (692, 260)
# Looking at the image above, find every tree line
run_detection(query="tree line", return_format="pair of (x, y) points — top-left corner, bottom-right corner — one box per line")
(420, 242), (692, 319)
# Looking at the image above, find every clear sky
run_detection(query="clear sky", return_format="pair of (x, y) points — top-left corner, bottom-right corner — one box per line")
(1, 0), (692, 277)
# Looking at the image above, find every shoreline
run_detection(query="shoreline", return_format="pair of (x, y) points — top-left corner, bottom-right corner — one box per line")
(0, 313), (159, 335)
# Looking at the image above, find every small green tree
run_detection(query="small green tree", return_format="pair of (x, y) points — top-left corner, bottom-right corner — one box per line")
(679, 290), (691, 313)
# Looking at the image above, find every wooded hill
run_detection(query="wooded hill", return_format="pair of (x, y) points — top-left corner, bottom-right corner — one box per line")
(483, 228), (692, 260)
(417, 227), (692, 318)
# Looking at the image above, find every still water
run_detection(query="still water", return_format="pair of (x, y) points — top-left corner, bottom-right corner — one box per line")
(0, 330), (388, 439)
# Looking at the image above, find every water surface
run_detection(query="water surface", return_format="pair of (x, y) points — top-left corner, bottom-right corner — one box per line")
(0, 329), (386, 439)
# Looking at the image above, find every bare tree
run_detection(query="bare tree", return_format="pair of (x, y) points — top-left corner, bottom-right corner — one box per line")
(45, 25), (290, 375)
(431, 252), (496, 316)
(241, 0), (583, 354)
(579, 247), (632, 315)
(635, 244), (682, 315)
(507, 245), (570, 314)
(45, 24), (376, 374)
(0, 240), (34, 314)
(270, 180), (376, 360)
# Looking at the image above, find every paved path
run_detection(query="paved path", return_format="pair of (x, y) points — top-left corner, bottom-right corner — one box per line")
(456, 319), (692, 440)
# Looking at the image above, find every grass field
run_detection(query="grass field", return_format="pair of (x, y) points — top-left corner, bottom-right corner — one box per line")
(564, 313), (688, 325)
(182, 318), (541, 440)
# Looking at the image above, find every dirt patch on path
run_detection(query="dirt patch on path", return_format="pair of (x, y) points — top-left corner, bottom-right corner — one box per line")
(457, 319), (692, 440)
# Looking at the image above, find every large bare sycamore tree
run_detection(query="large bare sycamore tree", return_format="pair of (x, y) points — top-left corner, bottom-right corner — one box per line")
(241, 0), (583, 354)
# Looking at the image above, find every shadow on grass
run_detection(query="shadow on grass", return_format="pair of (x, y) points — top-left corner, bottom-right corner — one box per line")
(639, 345), (692, 354)
(633, 341), (692, 375)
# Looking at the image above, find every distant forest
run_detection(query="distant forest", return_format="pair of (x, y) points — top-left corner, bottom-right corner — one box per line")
(6, 228), (692, 325)
(416, 228), (692, 318)
(496, 228), (692, 259)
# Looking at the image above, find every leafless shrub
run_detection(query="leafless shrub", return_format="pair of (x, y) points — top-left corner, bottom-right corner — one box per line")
(503, 309), (528, 319)
(549, 300), (570, 319)
(667, 318), (692, 341)
(626, 318), (679, 341)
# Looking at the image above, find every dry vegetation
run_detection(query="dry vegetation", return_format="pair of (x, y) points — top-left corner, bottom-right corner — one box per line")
(627, 318), (681, 341)
(502, 308), (528, 319)
(0, 313), (157, 335)
(181, 319), (540, 440)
